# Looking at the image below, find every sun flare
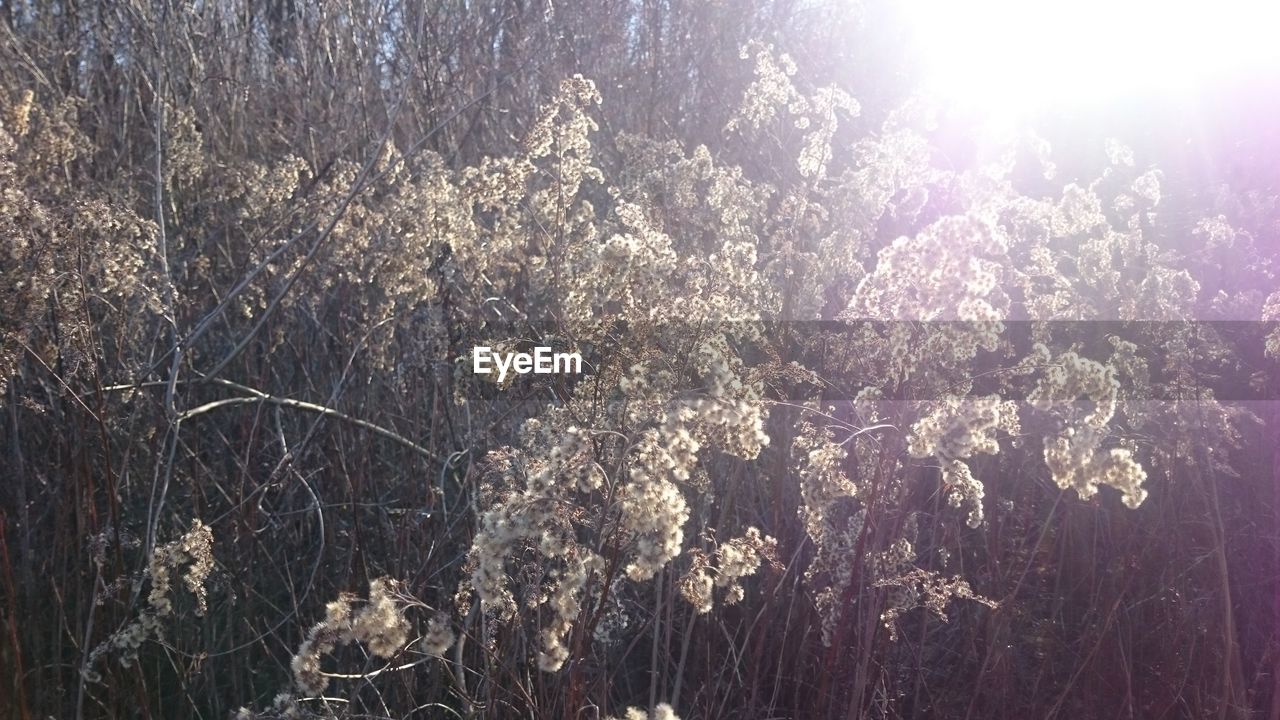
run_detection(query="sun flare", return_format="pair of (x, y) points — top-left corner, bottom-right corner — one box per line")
(902, 0), (1280, 119)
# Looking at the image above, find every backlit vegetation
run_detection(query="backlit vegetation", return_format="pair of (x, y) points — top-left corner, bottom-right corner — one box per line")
(1, 2), (1277, 719)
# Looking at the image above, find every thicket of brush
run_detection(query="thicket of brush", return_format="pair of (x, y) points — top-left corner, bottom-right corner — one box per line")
(1, 2), (1278, 719)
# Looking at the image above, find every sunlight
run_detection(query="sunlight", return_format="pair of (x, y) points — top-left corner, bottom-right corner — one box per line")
(902, 0), (1280, 120)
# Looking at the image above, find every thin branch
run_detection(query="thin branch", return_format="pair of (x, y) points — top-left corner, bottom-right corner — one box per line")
(174, 380), (440, 462)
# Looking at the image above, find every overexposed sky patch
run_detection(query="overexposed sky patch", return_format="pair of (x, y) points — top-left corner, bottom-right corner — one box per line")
(901, 0), (1280, 121)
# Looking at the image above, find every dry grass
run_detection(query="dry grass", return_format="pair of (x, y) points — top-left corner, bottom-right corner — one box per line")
(0, 2), (1277, 719)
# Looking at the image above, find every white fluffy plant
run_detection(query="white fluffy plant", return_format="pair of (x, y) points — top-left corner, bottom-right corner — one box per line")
(607, 703), (681, 720)
(907, 394), (1021, 528)
(82, 519), (214, 682)
(446, 69), (783, 674)
(1024, 343), (1150, 509)
(459, 328), (776, 671)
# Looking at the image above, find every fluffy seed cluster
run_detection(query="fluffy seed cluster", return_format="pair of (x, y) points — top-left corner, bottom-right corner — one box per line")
(621, 418), (697, 582)
(460, 327), (773, 672)
(0, 90), (157, 397)
(562, 197), (680, 327)
(941, 460), (987, 530)
(1028, 345), (1149, 508)
(687, 333), (771, 458)
(148, 518), (215, 617)
(791, 419), (872, 646)
(1263, 291), (1280, 359)
(290, 578), (414, 696)
(875, 568), (997, 642)
(1049, 172), (1202, 320)
(793, 420), (860, 544)
(536, 547), (603, 671)
(83, 519), (214, 681)
(607, 703), (681, 720)
(679, 527), (777, 613)
(422, 613), (456, 658)
(846, 214), (1010, 323)
(908, 395), (1019, 528)
(728, 41), (861, 180)
(727, 42), (802, 133)
(794, 86), (861, 179)
(908, 395), (1019, 462)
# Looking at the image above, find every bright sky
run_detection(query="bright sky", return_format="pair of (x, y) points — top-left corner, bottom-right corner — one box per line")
(901, 0), (1280, 123)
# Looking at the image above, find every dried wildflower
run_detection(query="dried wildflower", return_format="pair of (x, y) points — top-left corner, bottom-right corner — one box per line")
(846, 215), (1010, 330)
(875, 568), (997, 641)
(1029, 347), (1149, 508)
(791, 419), (872, 646)
(83, 520), (214, 677)
(795, 86), (860, 179)
(4, 88), (34, 137)
(941, 460), (986, 529)
(537, 548), (603, 671)
(1263, 291), (1280, 360)
(1131, 169), (1162, 206)
(351, 578), (411, 658)
(620, 424), (694, 581)
(288, 578), (412, 696)
(679, 550), (715, 614)
(422, 614), (456, 657)
(678, 528), (776, 613)
(1105, 138), (1136, 167)
(908, 394), (1019, 462)
(727, 42), (805, 132)
(607, 703), (681, 720)
(712, 527), (776, 605)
